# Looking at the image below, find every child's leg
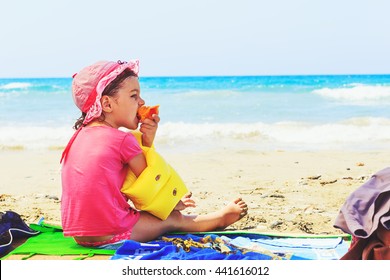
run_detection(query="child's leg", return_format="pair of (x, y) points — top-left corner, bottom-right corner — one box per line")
(130, 198), (247, 242)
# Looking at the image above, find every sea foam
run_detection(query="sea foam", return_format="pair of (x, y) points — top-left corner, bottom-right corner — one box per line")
(2, 118), (390, 152)
(154, 118), (390, 152)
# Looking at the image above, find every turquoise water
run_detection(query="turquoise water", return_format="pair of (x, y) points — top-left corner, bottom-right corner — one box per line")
(1, 75), (390, 151)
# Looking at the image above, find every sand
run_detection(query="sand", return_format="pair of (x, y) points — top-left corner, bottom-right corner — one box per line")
(1, 147), (389, 236)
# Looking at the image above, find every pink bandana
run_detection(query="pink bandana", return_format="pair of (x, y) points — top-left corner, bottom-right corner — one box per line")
(77, 60), (140, 124)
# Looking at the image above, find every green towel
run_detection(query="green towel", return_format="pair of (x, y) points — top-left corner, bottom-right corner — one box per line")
(1, 223), (115, 260)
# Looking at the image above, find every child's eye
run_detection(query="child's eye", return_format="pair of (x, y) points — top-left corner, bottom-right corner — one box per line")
(130, 94), (138, 99)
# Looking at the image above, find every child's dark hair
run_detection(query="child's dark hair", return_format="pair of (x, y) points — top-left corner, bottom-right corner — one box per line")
(73, 68), (138, 130)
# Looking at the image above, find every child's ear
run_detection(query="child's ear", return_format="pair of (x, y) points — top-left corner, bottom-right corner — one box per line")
(101, 96), (113, 112)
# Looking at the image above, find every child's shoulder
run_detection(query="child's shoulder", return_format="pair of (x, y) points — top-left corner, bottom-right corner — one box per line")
(84, 126), (133, 139)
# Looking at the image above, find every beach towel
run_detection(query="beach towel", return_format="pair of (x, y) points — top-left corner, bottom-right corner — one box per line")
(2, 220), (349, 260)
(111, 232), (350, 260)
(1, 222), (115, 260)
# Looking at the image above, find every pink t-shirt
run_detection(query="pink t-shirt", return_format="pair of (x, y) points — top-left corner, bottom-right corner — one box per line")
(61, 126), (142, 237)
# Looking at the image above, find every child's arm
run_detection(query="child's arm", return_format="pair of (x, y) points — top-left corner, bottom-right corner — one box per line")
(128, 153), (147, 177)
(139, 114), (160, 147)
(127, 112), (160, 177)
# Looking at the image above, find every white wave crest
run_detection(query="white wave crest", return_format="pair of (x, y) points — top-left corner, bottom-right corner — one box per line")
(0, 82), (32, 90)
(155, 118), (390, 151)
(0, 126), (73, 150)
(312, 85), (390, 103)
(3, 118), (390, 151)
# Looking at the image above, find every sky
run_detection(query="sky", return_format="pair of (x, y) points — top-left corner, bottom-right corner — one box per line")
(1, 0), (390, 78)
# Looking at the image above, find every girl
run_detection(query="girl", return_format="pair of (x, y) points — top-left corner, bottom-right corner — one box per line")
(60, 59), (248, 247)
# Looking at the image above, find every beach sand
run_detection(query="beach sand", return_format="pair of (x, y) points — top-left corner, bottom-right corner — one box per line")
(1, 148), (389, 237)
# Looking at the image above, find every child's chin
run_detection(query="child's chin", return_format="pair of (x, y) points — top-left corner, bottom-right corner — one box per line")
(121, 123), (137, 131)
(127, 125), (138, 131)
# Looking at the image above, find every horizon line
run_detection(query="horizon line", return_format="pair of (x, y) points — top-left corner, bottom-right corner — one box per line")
(1, 73), (390, 79)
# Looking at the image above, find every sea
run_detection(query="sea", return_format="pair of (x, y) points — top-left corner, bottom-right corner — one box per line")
(1, 75), (390, 153)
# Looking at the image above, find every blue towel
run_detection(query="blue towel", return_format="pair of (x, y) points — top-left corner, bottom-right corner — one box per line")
(111, 237), (273, 260)
(111, 233), (349, 260)
(228, 236), (348, 260)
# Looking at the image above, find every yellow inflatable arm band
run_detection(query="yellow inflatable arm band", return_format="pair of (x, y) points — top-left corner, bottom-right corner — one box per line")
(121, 131), (188, 220)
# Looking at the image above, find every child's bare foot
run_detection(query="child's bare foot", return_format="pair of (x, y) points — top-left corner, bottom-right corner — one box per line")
(217, 198), (248, 229)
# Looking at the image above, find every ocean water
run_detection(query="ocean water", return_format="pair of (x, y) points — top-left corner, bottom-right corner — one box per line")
(1, 75), (390, 152)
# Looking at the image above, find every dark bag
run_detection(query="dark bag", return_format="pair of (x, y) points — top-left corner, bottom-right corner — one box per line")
(0, 211), (39, 257)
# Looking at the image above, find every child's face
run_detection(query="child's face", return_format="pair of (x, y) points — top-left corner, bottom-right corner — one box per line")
(110, 76), (144, 129)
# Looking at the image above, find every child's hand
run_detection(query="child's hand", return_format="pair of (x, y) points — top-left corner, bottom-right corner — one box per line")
(140, 113), (160, 147)
(174, 192), (196, 211)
